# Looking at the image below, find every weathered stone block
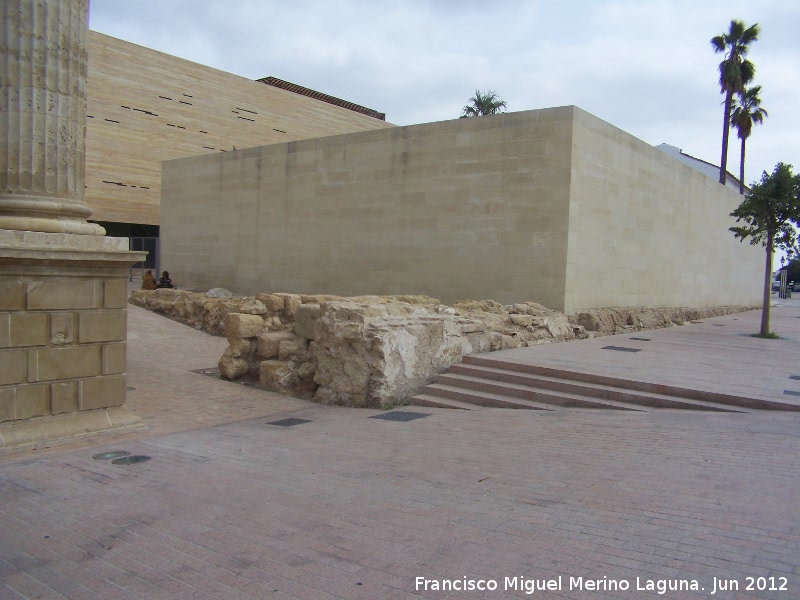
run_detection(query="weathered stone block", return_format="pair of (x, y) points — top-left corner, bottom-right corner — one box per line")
(16, 384), (49, 419)
(224, 313), (264, 338)
(256, 293), (284, 313)
(509, 314), (534, 327)
(50, 312), (74, 345)
(0, 280), (25, 311)
(102, 343), (126, 375)
(27, 280), (98, 310)
(78, 310), (126, 343)
(274, 293), (301, 317)
(0, 314), (8, 348)
(278, 337), (309, 362)
(103, 280), (127, 308)
(258, 359), (311, 396)
(236, 298), (268, 315)
(30, 346), (102, 382)
(79, 376), (126, 410)
(0, 350), (26, 385)
(51, 382), (77, 414)
(225, 338), (252, 359)
(0, 388), (14, 422)
(218, 354), (248, 379)
(256, 330), (297, 359)
(294, 303), (320, 339)
(8, 313), (49, 347)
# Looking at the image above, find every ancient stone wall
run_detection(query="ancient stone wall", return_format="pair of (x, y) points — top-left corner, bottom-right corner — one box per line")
(130, 289), (753, 408)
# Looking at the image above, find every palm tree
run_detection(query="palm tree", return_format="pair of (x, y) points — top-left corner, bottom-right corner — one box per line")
(461, 90), (507, 117)
(710, 19), (759, 185)
(731, 85), (768, 194)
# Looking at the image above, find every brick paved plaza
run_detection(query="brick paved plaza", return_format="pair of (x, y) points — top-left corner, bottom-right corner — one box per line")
(1, 297), (799, 599)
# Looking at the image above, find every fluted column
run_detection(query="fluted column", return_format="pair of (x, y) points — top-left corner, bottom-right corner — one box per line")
(0, 0), (104, 235)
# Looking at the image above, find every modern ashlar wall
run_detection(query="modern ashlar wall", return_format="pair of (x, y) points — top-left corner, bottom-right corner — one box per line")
(161, 106), (762, 312)
(163, 107), (576, 309)
(565, 107), (761, 312)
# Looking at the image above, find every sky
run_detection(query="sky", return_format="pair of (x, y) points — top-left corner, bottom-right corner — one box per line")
(89, 0), (798, 267)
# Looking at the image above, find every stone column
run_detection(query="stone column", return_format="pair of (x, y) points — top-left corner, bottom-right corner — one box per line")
(0, 0), (147, 448)
(0, 0), (104, 235)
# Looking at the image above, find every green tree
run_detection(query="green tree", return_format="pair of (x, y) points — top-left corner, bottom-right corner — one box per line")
(711, 19), (759, 186)
(461, 90), (507, 117)
(731, 85), (768, 194)
(730, 163), (800, 336)
(784, 255), (800, 283)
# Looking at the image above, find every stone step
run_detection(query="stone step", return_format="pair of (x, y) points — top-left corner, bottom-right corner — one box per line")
(417, 382), (649, 411)
(461, 355), (800, 412)
(447, 365), (743, 413)
(409, 394), (483, 410)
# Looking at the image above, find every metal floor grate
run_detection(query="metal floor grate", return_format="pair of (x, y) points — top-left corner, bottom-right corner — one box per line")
(369, 411), (431, 422)
(783, 390), (800, 397)
(629, 337), (651, 341)
(601, 346), (641, 353)
(790, 375), (800, 380)
(267, 418), (312, 427)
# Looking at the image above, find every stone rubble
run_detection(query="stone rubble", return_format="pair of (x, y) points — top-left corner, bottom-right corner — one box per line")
(129, 289), (754, 408)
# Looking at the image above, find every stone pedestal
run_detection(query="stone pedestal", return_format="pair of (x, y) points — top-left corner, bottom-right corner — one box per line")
(0, 231), (145, 446)
(0, 1), (147, 447)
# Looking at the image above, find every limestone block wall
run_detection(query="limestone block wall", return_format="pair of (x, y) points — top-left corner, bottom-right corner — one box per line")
(565, 108), (762, 311)
(162, 108), (575, 308)
(0, 259), (129, 426)
(84, 32), (394, 225)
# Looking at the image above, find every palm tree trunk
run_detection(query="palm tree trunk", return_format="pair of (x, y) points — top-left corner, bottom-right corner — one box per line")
(760, 234), (773, 336)
(739, 138), (746, 194)
(720, 91), (733, 185)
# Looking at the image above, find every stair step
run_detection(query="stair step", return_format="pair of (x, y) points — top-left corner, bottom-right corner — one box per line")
(421, 383), (645, 411)
(409, 394), (483, 410)
(447, 365), (742, 413)
(461, 355), (796, 412)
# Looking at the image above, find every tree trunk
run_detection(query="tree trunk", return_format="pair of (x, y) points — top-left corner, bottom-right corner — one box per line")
(760, 234), (773, 336)
(720, 91), (733, 185)
(739, 137), (746, 195)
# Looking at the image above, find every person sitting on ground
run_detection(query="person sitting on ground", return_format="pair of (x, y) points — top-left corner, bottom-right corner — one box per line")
(141, 269), (157, 290)
(156, 270), (176, 289)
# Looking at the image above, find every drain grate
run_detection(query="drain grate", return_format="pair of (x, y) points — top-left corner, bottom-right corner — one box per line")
(93, 451), (130, 460)
(784, 390), (800, 397)
(602, 346), (641, 353)
(267, 418), (312, 427)
(629, 337), (651, 341)
(790, 375), (800, 381)
(712, 324), (726, 327)
(369, 411), (431, 422)
(112, 455), (151, 465)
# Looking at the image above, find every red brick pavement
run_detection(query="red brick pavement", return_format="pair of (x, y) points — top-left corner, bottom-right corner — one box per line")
(0, 298), (799, 599)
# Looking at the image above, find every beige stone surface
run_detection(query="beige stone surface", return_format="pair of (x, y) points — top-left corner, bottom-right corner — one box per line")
(50, 382), (77, 415)
(0, 350), (25, 385)
(78, 375), (126, 411)
(84, 32), (394, 225)
(102, 343), (126, 375)
(78, 310), (126, 343)
(30, 346), (102, 382)
(8, 313), (48, 347)
(162, 106), (761, 311)
(14, 384), (49, 419)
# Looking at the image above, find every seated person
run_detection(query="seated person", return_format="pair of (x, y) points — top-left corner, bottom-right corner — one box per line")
(141, 269), (157, 290)
(156, 271), (176, 289)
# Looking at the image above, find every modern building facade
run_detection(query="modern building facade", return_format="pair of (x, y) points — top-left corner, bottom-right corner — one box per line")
(160, 106), (762, 312)
(83, 32), (393, 266)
